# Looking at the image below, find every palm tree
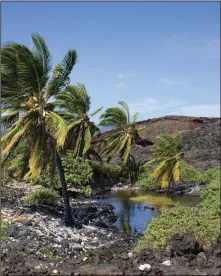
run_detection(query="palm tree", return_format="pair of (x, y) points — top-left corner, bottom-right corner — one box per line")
(55, 83), (103, 159)
(99, 101), (143, 184)
(145, 132), (184, 193)
(1, 33), (78, 226)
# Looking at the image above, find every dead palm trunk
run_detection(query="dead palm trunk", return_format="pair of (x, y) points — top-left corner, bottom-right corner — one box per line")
(55, 150), (74, 226)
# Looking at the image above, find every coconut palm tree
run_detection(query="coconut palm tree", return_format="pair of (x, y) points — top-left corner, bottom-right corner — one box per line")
(99, 101), (143, 184)
(55, 83), (103, 159)
(145, 132), (184, 193)
(1, 33), (78, 226)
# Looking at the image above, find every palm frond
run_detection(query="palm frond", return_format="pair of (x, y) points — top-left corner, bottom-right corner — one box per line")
(118, 101), (130, 123)
(28, 137), (43, 179)
(83, 127), (92, 155)
(1, 125), (20, 147)
(47, 50), (78, 97)
(67, 119), (83, 131)
(1, 111), (20, 129)
(55, 110), (75, 122)
(45, 112), (67, 147)
(73, 130), (82, 157)
(161, 171), (170, 188)
(172, 160), (180, 182)
(100, 107), (128, 127)
(2, 124), (28, 155)
(132, 112), (140, 123)
(31, 33), (52, 92)
(90, 106), (103, 117)
(123, 136), (131, 165)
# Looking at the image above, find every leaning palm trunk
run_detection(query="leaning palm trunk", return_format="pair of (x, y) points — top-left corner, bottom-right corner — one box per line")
(50, 148), (56, 188)
(77, 129), (85, 159)
(127, 154), (133, 185)
(55, 151), (74, 226)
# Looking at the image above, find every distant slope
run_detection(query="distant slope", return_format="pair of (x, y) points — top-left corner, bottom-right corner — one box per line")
(97, 115), (220, 170)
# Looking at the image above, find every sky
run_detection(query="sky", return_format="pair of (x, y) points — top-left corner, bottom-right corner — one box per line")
(2, 2), (220, 122)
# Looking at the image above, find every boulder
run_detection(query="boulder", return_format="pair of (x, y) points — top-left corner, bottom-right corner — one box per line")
(171, 233), (203, 257)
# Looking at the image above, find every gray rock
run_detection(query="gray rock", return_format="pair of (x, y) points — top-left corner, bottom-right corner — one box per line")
(94, 253), (100, 266)
(121, 252), (129, 260)
(17, 230), (28, 238)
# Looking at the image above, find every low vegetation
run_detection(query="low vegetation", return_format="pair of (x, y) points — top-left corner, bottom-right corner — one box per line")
(24, 188), (60, 205)
(180, 161), (205, 183)
(91, 162), (129, 182)
(32, 152), (93, 195)
(137, 170), (161, 191)
(136, 168), (220, 251)
(0, 222), (9, 241)
(39, 247), (63, 260)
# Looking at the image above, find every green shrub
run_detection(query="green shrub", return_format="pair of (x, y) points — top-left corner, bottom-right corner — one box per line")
(137, 170), (161, 191)
(62, 153), (93, 188)
(202, 167), (220, 183)
(24, 188), (59, 205)
(33, 151), (93, 193)
(84, 185), (92, 196)
(136, 168), (220, 251)
(39, 247), (63, 260)
(180, 161), (204, 183)
(91, 162), (129, 182)
(0, 222), (9, 241)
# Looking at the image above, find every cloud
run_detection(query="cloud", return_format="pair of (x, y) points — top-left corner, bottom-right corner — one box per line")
(115, 81), (126, 89)
(156, 77), (185, 86)
(114, 73), (137, 89)
(128, 97), (187, 115)
(116, 73), (137, 80)
(171, 104), (220, 118)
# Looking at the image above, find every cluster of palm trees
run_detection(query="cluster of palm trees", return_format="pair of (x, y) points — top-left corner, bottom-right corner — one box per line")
(1, 33), (147, 226)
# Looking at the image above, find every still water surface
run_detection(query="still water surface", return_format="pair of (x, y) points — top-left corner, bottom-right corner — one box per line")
(96, 190), (201, 234)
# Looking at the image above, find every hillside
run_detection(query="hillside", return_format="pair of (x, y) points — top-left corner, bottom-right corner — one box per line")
(97, 115), (220, 170)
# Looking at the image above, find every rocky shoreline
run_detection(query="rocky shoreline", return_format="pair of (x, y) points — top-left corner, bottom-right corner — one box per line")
(91, 176), (205, 198)
(1, 182), (220, 275)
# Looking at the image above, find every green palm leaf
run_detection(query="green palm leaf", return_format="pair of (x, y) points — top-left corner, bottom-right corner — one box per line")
(45, 112), (67, 147)
(83, 127), (92, 155)
(123, 136), (131, 165)
(47, 50), (78, 97)
(90, 106), (103, 117)
(118, 101), (130, 123)
(132, 112), (140, 123)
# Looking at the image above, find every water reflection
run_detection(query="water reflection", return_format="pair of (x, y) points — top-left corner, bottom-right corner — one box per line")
(97, 190), (201, 234)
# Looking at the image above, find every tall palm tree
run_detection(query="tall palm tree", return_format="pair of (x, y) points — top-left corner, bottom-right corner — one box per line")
(1, 33), (78, 226)
(145, 132), (184, 193)
(99, 101), (143, 184)
(55, 83), (103, 159)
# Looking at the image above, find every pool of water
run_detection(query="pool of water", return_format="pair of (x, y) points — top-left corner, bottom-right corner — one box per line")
(96, 190), (201, 234)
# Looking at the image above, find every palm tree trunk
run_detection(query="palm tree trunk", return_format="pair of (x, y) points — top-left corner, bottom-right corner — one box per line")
(55, 151), (74, 226)
(128, 154), (132, 185)
(50, 150), (56, 188)
(167, 175), (174, 195)
(78, 130), (85, 159)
